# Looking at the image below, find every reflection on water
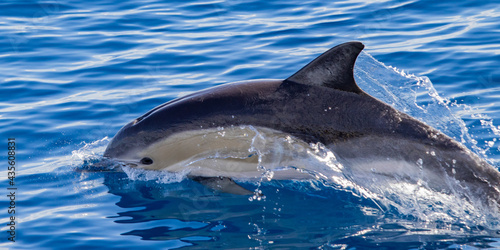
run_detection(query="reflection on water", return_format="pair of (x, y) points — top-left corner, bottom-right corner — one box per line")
(98, 169), (500, 248)
(100, 170), (378, 247)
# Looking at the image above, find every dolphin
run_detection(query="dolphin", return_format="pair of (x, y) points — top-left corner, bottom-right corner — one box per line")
(104, 42), (500, 204)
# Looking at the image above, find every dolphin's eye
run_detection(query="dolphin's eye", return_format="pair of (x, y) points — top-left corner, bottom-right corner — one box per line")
(140, 157), (153, 165)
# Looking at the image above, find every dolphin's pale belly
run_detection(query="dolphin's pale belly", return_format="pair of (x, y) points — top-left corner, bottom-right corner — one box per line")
(127, 126), (315, 179)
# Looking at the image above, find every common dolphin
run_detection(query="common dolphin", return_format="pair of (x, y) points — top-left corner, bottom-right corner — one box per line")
(104, 42), (500, 204)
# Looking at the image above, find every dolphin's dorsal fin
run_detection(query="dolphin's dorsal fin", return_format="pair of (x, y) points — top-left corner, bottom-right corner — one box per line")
(286, 41), (364, 94)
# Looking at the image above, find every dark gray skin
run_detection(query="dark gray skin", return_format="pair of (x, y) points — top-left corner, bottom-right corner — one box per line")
(104, 42), (500, 204)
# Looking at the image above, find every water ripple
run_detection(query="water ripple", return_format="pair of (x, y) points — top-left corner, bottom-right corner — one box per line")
(1, 0), (500, 248)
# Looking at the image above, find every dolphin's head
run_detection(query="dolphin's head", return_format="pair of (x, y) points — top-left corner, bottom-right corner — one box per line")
(103, 78), (285, 170)
(103, 86), (213, 169)
(103, 113), (170, 170)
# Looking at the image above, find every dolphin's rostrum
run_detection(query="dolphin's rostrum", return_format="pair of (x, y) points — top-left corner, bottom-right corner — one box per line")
(104, 42), (500, 207)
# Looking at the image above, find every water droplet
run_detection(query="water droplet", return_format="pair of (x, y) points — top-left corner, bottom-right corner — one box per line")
(416, 158), (423, 166)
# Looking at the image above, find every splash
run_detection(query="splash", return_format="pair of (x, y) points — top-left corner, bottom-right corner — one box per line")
(352, 52), (500, 229)
(71, 137), (110, 164)
(121, 166), (188, 184)
(356, 52), (462, 137)
(356, 52), (499, 165)
(70, 137), (112, 172)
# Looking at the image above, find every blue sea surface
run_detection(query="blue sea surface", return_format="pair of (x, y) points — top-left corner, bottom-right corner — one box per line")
(1, 0), (500, 249)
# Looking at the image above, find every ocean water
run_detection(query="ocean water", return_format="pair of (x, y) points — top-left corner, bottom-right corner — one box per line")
(1, 0), (500, 249)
